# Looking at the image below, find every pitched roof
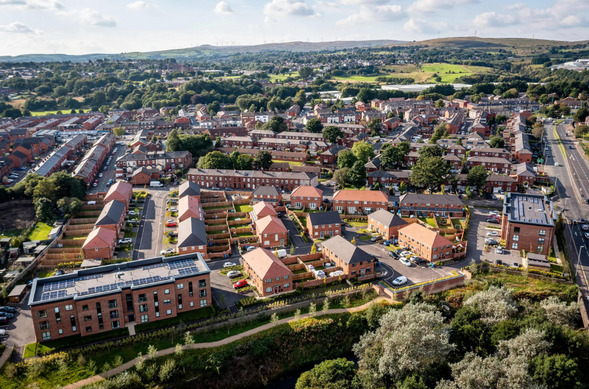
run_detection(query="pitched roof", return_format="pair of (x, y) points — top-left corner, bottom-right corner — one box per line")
(242, 248), (293, 280)
(333, 189), (388, 203)
(256, 215), (287, 234)
(95, 200), (125, 226)
(252, 185), (281, 197)
(291, 185), (323, 198)
(178, 181), (201, 197)
(178, 217), (207, 247)
(398, 223), (453, 248)
(307, 211), (342, 226)
(400, 193), (463, 207)
(368, 210), (408, 228)
(514, 162), (536, 177)
(104, 181), (133, 204)
(179, 195), (203, 220)
(82, 227), (116, 249)
(251, 201), (277, 219)
(320, 235), (373, 265)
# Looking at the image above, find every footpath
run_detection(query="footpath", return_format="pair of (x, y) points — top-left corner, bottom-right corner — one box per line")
(63, 297), (388, 389)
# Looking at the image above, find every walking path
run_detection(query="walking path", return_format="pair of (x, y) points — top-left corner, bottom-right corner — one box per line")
(63, 297), (389, 389)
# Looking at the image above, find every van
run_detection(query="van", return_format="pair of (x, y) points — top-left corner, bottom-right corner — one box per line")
(150, 181), (163, 187)
(87, 201), (96, 205)
(276, 249), (287, 258)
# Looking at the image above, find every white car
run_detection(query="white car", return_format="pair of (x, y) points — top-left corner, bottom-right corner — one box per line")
(170, 207), (177, 212)
(488, 211), (500, 216)
(223, 262), (237, 268)
(400, 251), (412, 257)
(496, 247), (504, 254)
(400, 257), (413, 267)
(118, 238), (132, 245)
(98, 173), (103, 178)
(582, 224), (589, 231)
(128, 210), (137, 216)
(486, 231), (499, 237)
(226, 270), (241, 278)
(160, 248), (175, 255)
(391, 276), (408, 286)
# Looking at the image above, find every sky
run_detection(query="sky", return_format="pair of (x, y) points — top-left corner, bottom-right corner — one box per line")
(0, 0), (588, 56)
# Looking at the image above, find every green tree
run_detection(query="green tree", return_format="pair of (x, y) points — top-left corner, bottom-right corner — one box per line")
(429, 123), (448, 144)
(368, 118), (382, 136)
(573, 124), (589, 138)
(351, 141), (375, 164)
(410, 156), (451, 192)
(35, 197), (54, 223)
(254, 150), (273, 170)
(263, 116), (288, 133)
(531, 354), (579, 389)
(467, 165), (490, 193)
(33, 179), (57, 201)
(348, 160), (367, 188)
(294, 89), (307, 109)
(197, 151), (232, 169)
(337, 149), (357, 169)
(333, 168), (350, 189)
(296, 358), (359, 389)
(235, 154), (254, 170)
(573, 106), (588, 123)
(418, 144), (444, 158)
(299, 67), (313, 80)
(112, 127), (125, 137)
(166, 129), (181, 152)
(306, 118), (324, 133)
(532, 122), (545, 139)
(489, 136), (505, 148)
(322, 126), (343, 144)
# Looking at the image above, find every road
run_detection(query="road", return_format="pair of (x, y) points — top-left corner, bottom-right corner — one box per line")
(133, 188), (169, 260)
(88, 143), (127, 194)
(545, 119), (589, 295)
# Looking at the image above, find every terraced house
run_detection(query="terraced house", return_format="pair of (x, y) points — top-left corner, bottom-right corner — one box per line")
(399, 193), (464, 217)
(290, 185), (323, 210)
(333, 189), (388, 215)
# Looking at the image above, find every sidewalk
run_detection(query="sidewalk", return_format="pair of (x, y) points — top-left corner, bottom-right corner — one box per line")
(63, 297), (388, 389)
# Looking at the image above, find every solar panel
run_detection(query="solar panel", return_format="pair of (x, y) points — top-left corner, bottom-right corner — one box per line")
(168, 259), (193, 269)
(143, 263), (166, 271)
(178, 266), (198, 276)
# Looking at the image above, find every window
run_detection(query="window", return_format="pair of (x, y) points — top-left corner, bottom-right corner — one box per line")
(164, 299), (171, 305)
(284, 275), (288, 280)
(166, 309), (172, 315)
(265, 278), (272, 283)
(86, 326), (92, 333)
(539, 230), (546, 236)
(38, 310), (48, 319)
(199, 290), (207, 297)
(110, 310), (119, 319)
(58, 329), (63, 335)
(266, 287), (272, 293)
(284, 283), (290, 288)
(39, 321), (50, 330)
(514, 227), (520, 233)
(141, 314), (149, 323)
(82, 305), (89, 311)
(65, 305), (73, 311)
(189, 282), (193, 297)
(111, 321), (120, 329)
(84, 315), (92, 322)
(70, 315), (76, 331)
(177, 283), (184, 289)
(55, 308), (61, 324)
(108, 300), (117, 309)
(512, 243), (519, 249)
(42, 331), (51, 341)
(139, 304), (148, 313)
(199, 280), (207, 288)
(200, 299), (208, 307)
(164, 289), (170, 295)
(513, 235), (519, 241)
(538, 238), (545, 244)
(138, 294), (147, 303)
(190, 301), (194, 307)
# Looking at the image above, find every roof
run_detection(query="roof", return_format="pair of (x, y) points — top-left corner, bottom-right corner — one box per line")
(368, 210), (408, 228)
(400, 193), (463, 207)
(187, 168), (316, 181)
(252, 185), (281, 197)
(514, 162), (536, 177)
(179, 195), (203, 220)
(291, 185), (323, 198)
(178, 181), (201, 197)
(104, 181), (133, 204)
(29, 253), (210, 306)
(467, 156), (512, 164)
(333, 189), (388, 203)
(82, 227), (117, 249)
(307, 211), (342, 226)
(178, 217), (208, 247)
(398, 223), (453, 248)
(242, 248), (292, 280)
(320, 235), (373, 265)
(251, 201), (277, 219)
(95, 200), (125, 226)
(503, 193), (556, 227)
(256, 215), (287, 234)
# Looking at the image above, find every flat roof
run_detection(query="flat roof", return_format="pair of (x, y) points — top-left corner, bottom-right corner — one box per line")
(29, 253), (210, 306)
(503, 193), (556, 227)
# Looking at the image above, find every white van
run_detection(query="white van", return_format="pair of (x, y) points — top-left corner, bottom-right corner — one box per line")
(276, 249), (287, 258)
(87, 201), (97, 205)
(150, 181), (163, 187)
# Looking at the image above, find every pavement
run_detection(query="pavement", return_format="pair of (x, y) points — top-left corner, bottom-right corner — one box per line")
(207, 258), (254, 312)
(87, 143), (127, 195)
(2, 295), (35, 359)
(133, 188), (169, 260)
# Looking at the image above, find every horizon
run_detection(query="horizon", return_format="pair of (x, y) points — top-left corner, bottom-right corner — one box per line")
(0, 0), (588, 56)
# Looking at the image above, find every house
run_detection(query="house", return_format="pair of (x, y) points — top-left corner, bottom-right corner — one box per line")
(484, 175), (518, 193)
(250, 201), (277, 222)
(255, 215), (288, 248)
(399, 193), (464, 217)
(242, 248), (294, 296)
(306, 211), (342, 240)
(397, 223), (454, 262)
(500, 193), (556, 256)
(320, 145), (347, 165)
(367, 210), (408, 240)
(130, 167), (154, 185)
(511, 162), (536, 187)
(320, 235), (375, 278)
(177, 217), (208, 257)
(95, 200), (126, 237)
(187, 169), (318, 191)
(103, 181), (133, 211)
(251, 186), (282, 204)
(178, 195), (204, 222)
(178, 181), (201, 199)
(332, 189), (389, 214)
(290, 185), (323, 210)
(82, 227), (117, 260)
(466, 156), (512, 174)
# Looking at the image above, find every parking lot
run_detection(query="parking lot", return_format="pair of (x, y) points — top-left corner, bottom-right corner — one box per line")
(2, 296), (35, 353)
(207, 258), (254, 311)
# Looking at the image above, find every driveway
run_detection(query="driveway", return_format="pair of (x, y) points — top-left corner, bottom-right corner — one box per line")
(280, 215), (312, 254)
(3, 294), (35, 358)
(134, 188), (169, 260)
(207, 258), (253, 312)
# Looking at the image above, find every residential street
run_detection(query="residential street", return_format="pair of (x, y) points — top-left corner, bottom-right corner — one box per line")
(133, 188), (169, 260)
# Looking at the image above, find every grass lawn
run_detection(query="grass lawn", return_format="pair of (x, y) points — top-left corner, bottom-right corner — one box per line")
(235, 232), (254, 238)
(0, 228), (22, 239)
(272, 159), (304, 166)
(358, 235), (372, 241)
(135, 306), (216, 333)
(26, 222), (52, 241)
(268, 72), (298, 82)
(30, 108), (90, 117)
(235, 204), (253, 213)
(421, 63), (472, 83)
(24, 328), (130, 358)
(346, 221), (368, 228)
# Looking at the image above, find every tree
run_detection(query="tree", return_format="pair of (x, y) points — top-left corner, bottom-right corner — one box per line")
(410, 156), (451, 192)
(418, 144), (444, 158)
(35, 197), (54, 223)
(531, 354), (580, 389)
(263, 116), (288, 133)
(532, 122), (545, 139)
(33, 179), (57, 201)
(354, 303), (454, 387)
(306, 118), (324, 133)
(351, 141), (375, 164)
(112, 127), (125, 137)
(299, 67), (313, 80)
(539, 296), (579, 327)
(197, 151), (232, 169)
(368, 118), (382, 136)
(489, 136), (505, 148)
(430, 124), (448, 144)
(467, 165), (489, 193)
(573, 106), (588, 123)
(436, 99), (445, 108)
(235, 154), (254, 170)
(322, 126), (343, 144)
(294, 89), (307, 109)
(333, 168), (350, 189)
(296, 358), (359, 389)
(463, 286), (518, 324)
(166, 129), (181, 152)
(573, 124), (589, 138)
(337, 149), (357, 169)
(254, 150), (272, 170)
(348, 160), (367, 188)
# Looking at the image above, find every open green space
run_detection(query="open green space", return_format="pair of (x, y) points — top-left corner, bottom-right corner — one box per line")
(26, 222), (52, 241)
(135, 307), (216, 333)
(272, 159), (304, 166)
(235, 204), (253, 213)
(29, 109), (90, 117)
(0, 228), (22, 239)
(421, 63), (472, 83)
(268, 72), (298, 82)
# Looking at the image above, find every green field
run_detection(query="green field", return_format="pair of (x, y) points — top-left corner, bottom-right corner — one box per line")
(26, 222), (52, 241)
(421, 63), (473, 83)
(30, 109), (90, 117)
(333, 75), (381, 82)
(269, 72), (298, 82)
(235, 204), (253, 213)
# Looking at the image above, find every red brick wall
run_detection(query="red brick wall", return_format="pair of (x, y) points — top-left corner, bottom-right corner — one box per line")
(306, 220), (341, 239)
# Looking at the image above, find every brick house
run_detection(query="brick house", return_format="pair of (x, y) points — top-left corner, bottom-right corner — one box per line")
(95, 200), (126, 238)
(290, 185), (323, 210)
(367, 210), (408, 240)
(242, 248), (294, 297)
(250, 201), (277, 222)
(470, 147), (510, 159)
(187, 169), (318, 191)
(103, 181), (133, 211)
(177, 218), (208, 257)
(399, 193), (464, 217)
(319, 145), (346, 165)
(397, 223), (454, 262)
(251, 186), (282, 204)
(320, 235), (375, 278)
(484, 175), (518, 193)
(130, 167), (153, 185)
(306, 211), (342, 240)
(333, 189), (389, 215)
(511, 162), (536, 187)
(178, 181), (201, 199)
(178, 195), (204, 222)
(500, 193), (556, 256)
(466, 156), (512, 174)
(82, 227), (117, 260)
(255, 215), (288, 248)
(28, 254), (211, 341)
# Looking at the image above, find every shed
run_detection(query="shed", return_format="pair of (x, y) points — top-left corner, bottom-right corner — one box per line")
(524, 253), (550, 270)
(8, 284), (27, 303)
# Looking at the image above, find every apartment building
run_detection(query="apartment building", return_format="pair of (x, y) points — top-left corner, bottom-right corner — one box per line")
(397, 223), (454, 262)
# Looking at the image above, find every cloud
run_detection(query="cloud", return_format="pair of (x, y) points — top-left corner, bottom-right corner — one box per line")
(25, 0), (63, 9)
(337, 4), (404, 25)
(0, 21), (36, 33)
(408, 0), (479, 14)
(339, 0), (389, 4)
(0, 0), (26, 5)
(127, 1), (149, 10)
(58, 9), (117, 27)
(263, 0), (315, 20)
(214, 1), (233, 14)
(404, 17), (450, 34)
(472, 11), (517, 27)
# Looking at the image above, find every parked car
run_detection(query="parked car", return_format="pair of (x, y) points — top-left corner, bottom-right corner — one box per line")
(584, 233), (589, 239)
(581, 224), (589, 231)
(411, 257), (428, 266)
(496, 247), (504, 254)
(391, 276), (408, 286)
(233, 279), (248, 289)
(223, 262), (237, 268)
(0, 306), (17, 313)
(487, 218), (500, 224)
(388, 251), (399, 259)
(160, 248), (175, 255)
(170, 207), (177, 212)
(165, 220), (177, 227)
(128, 210), (137, 216)
(98, 173), (103, 178)
(168, 231), (178, 237)
(400, 257), (413, 267)
(370, 236), (381, 242)
(486, 231), (499, 237)
(485, 238), (498, 246)
(495, 259), (503, 265)
(226, 270), (241, 278)
(0, 317), (8, 326)
(488, 210), (500, 216)
(118, 238), (133, 245)
(0, 312), (14, 319)
(400, 250), (412, 257)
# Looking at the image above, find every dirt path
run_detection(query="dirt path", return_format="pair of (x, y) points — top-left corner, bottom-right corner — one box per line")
(63, 297), (389, 389)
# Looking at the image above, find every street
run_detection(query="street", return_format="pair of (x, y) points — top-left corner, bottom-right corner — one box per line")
(133, 188), (169, 260)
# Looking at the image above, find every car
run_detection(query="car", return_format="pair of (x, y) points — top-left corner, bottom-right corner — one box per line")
(0, 306), (17, 313)
(370, 236), (380, 242)
(223, 262), (237, 268)
(485, 238), (498, 245)
(0, 317), (9, 326)
(569, 145), (573, 149)
(170, 207), (177, 212)
(510, 263), (520, 268)
(103, 166), (108, 171)
(118, 238), (133, 245)
(582, 224), (589, 231)
(233, 279), (248, 289)
(496, 247), (504, 254)
(584, 233), (589, 239)
(0, 312), (14, 319)
(581, 218), (587, 224)
(400, 250), (412, 257)
(555, 162), (560, 167)
(487, 218), (500, 224)
(128, 210), (137, 216)
(391, 276), (408, 286)
(168, 231), (178, 238)
(495, 259), (503, 265)
(400, 257), (413, 267)
(389, 251), (399, 259)
(412, 257), (428, 266)
(488, 210), (500, 216)
(92, 182), (98, 187)
(486, 231), (499, 237)
(226, 270), (241, 278)
(246, 246), (256, 252)
(165, 220), (177, 227)
(160, 248), (175, 255)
